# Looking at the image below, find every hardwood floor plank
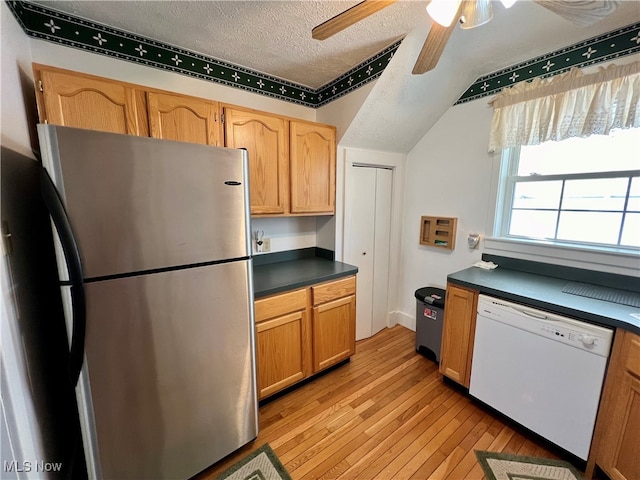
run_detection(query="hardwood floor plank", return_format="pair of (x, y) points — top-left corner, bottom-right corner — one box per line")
(195, 326), (581, 480)
(289, 367), (449, 479)
(443, 431), (496, 480)
(502, 430), (527, 455)
(408, 450), (448, 480)
(457, 411), (494, 452)
(487, 424), (516, 451)
(330, 392), (462, 479)
(429, 446), (469, 480)
(343, 386), (454, 468)
(354, 396), (470, 479)
(438, 405), (483, 455)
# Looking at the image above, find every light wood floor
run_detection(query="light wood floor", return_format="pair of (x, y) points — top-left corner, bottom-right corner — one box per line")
(195, 325), (576, 480)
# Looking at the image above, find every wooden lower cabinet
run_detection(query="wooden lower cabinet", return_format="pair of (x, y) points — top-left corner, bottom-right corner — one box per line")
(256, 310), (307, 399)
(312, 276), (357, 372)
(586, 329), (640, 480)
(439, 283), (478, 388)
(254, 288), (310, 400)
(254, 275), (356, 399)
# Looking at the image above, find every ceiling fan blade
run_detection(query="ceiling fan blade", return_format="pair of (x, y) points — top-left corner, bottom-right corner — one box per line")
(534, 0), (621, 26)
(412, 18), (459, 74)
(312, 0), (398, 40)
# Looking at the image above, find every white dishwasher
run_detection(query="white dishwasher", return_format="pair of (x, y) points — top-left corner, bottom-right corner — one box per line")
(469, 295), (613, 460)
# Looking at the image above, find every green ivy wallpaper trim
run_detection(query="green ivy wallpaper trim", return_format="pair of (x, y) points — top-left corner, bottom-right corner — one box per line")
(7, 1), (639, 109)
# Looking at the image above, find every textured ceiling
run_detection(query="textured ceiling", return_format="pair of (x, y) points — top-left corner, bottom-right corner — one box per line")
(30, 0), (428, 89)
(23, 1), (640, 152)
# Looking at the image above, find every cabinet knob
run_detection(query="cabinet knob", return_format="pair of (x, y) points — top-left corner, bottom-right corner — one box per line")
(362, 252), (367, 255)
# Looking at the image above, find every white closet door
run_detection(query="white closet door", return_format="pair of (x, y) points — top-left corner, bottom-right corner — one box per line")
(372, 168), (392, 337)
(345, 166), (376, 340)
(345, 165), (393, 340)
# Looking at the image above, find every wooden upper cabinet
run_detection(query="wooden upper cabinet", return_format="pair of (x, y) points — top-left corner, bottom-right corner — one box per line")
(34, 65), (148, 136)
(224, 107), (289, 215)
(147, 92), (221, 146)
(439, 283), (478, 388)
(32, 65), (337, 217)
(289, 120), (336, 215)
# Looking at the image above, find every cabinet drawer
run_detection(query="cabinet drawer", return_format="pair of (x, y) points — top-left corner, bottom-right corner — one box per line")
(312, 276), (356, 306)
(255, 288), (307, 322)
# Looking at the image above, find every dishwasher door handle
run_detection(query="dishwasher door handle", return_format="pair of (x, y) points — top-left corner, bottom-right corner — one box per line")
(510, 305), (550, 320)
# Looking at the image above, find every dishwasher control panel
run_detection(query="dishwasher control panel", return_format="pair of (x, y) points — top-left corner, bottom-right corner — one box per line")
(539, 324), (602, 352)
(477, 295), (614, 357)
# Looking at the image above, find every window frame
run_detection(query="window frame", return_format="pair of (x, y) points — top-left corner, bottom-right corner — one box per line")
(494, 145), (640, 254)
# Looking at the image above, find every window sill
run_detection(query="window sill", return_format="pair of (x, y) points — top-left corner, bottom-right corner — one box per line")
(484, 237), (640, 277)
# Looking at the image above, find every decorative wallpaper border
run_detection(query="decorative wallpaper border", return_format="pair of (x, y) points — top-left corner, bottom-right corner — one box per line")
(7, 1), (639, 108)
(315, 39), (401, 107)
(456, 22), (640, 104)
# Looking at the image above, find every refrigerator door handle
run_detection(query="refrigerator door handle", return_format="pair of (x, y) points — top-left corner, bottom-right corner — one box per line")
(40, 168), (86, 387)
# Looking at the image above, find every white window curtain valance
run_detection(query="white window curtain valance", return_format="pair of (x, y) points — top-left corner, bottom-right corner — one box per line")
(488, 61), (640, 152)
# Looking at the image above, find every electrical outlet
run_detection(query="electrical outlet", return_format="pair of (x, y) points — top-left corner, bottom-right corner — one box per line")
(262, 238), (271, 252)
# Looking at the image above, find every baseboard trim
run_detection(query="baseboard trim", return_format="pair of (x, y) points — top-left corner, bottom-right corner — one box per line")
(392, 311), (415, 332)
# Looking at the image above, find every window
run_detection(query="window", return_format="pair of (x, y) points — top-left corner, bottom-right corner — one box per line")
(495, 128), (640, 252)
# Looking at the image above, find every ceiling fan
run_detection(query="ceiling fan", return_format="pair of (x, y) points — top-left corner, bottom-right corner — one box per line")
(312, 0), (621, 75)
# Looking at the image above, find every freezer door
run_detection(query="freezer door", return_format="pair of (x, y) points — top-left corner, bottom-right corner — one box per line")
(38, 125), (251, 279)
(78, 261), (257, 479)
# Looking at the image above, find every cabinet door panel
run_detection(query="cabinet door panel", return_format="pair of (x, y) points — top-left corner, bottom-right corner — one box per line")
(147, 92), (220, 146)
(439, 283), (478, 387)
(593, 331), (640, 480)
(290, 121), (336, 214)
(611, 380), (640, 480)
(256, 311), (306, 399)
(312, 295), (356, 372)
(39, 69), (144, 135)
(224, 108), (288, 215)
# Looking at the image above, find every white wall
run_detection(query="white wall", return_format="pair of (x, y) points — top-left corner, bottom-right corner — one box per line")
(1, 4), (37, 156)
(396, 99), (496, 329)
(251, 217), (317, 255)
(395, 59), (640, 329)
(316, 80), (376, 143)
(0, 1), (46, 474)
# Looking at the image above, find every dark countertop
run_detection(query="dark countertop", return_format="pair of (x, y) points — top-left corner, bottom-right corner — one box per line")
(448, 255), (640, 335)
(253, 248), (358, 298)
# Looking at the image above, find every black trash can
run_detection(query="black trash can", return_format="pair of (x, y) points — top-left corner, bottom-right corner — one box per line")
(415, 287), (446, 363)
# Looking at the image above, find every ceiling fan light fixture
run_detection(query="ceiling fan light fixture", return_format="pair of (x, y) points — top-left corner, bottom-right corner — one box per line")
(426, 0), (463, 27)
(460, 0), (494, 29)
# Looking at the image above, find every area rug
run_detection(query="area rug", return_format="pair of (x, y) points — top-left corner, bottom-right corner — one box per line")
(475, 450), (584, 480)
(214, 444), (292, 480)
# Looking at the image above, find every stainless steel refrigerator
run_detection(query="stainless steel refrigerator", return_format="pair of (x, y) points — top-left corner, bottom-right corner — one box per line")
(37, 124), (258, 479)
